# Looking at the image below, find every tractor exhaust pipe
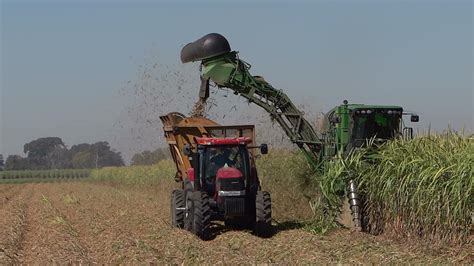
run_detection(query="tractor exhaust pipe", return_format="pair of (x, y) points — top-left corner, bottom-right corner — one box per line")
(180, 33), (231, 63)
(348, 179), (362, 231)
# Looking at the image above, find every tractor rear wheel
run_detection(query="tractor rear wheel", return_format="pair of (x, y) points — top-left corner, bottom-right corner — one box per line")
(170, 190), (185, 228)
(254, 191), (272, 237)
(190, 191), (211, 239)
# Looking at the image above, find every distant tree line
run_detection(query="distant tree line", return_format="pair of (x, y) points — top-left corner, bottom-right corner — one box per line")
(130, 148), (170, 166)
(0, 154), (4, 171)
(4, 137), (124, 170)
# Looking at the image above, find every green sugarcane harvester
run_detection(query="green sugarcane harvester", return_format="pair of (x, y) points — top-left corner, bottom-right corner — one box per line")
(180, 33), (419, 231)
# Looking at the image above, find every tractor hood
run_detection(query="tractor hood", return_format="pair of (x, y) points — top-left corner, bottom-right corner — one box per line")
(180, 33), (231, 63)
(216, 167), (243, 179)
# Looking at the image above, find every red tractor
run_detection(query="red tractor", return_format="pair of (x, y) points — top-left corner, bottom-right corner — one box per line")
(160, 113), (272, 239)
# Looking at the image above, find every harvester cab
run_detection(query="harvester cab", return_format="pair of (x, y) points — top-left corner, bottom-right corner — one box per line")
(322, 102), (419, 157)
(160, 112), (272, 239)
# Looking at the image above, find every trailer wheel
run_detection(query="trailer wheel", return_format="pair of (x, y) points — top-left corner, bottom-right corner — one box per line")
(190, 191), (211, 239)
(170, 189), (185, 228)
(254, 191), (272, 237)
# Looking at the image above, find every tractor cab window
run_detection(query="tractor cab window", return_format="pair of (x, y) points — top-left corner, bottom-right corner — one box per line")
(205, 146), (246, 181)
(351, 112), (400, 147)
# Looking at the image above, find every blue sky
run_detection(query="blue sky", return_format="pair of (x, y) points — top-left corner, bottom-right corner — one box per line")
(1, 0), (472, 161)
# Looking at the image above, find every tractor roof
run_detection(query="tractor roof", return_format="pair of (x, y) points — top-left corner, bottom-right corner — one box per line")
(195, 137), (252, 146)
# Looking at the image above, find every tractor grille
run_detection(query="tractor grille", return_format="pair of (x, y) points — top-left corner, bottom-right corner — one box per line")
(224, 197), (245, 216)
(219, 178), (245, 191)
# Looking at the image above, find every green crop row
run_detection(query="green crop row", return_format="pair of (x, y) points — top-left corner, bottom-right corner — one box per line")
(0, 169), (92, 179)
(317, 131), (473, 243)
(90, 160), (175, 185)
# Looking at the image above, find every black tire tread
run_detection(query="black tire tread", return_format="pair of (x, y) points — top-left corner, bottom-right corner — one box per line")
(255, 191), (272, 237)
(191, 191), (211, 239)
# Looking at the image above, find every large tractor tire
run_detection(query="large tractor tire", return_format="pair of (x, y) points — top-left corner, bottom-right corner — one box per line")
(170, 189), (185, 228)
(187, 191), (211, 239)
(254, 191), (272, 237)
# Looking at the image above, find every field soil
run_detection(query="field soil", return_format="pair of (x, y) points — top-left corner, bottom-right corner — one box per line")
(0, 181), (472, 264)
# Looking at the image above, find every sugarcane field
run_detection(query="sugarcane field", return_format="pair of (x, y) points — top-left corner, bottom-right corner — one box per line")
(1, 1), (472, 264)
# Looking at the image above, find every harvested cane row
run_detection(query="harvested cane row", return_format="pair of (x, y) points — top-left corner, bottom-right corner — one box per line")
(1, 160), (472, 263)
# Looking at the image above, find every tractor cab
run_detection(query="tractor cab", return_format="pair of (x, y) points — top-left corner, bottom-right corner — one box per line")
(185, 137), (267, 220)
(193, 137), (252, 200)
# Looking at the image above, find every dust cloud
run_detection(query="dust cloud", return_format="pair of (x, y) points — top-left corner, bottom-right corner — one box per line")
(113, 51), (322, 163)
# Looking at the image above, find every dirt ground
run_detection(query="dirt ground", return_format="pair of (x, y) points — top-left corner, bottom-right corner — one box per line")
(0, 181), (472, 264)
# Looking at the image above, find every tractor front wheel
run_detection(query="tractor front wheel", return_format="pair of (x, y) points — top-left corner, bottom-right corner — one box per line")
(189, 191), (211, 239)
(254, 191), (272, 237)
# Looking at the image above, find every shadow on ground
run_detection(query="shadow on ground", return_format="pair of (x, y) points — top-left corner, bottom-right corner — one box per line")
(205, 220), (306, 240)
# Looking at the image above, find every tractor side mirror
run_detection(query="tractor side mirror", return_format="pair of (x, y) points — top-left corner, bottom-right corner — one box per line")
(411, 115), (419, 122)
(183, 144), (192, 156)
(260, 144), (268, 155)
